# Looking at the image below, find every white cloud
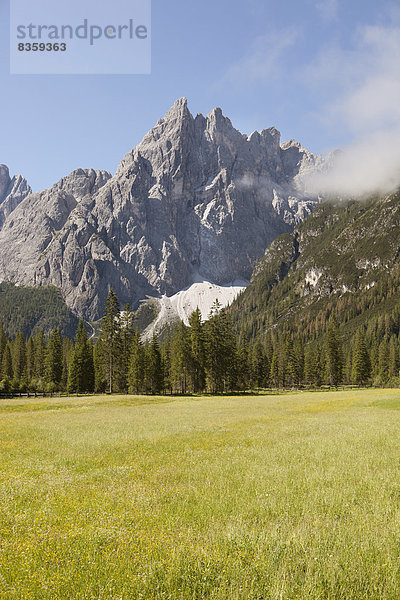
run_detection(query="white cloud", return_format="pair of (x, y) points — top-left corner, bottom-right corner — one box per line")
(305, 131), (400, 197)
(316, 0), (339, 21)
(220, 28), (299, 88)
(304, 24), (400, 196)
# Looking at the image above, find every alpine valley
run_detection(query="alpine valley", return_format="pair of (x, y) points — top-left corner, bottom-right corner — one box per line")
(0, 98), (399, 346)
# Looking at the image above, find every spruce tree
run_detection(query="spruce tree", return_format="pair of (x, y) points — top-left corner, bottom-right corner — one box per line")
(277, 339), (287, 388)
(1, 343), (13, 379)
(117, 304), (135, 392)
(128, 331), (145, 394)
(264, 334), (274, 373)
(67, 320), (95, 394)
(324, 320), (343, 387)
(44, 328), (63, 389)
(378, 338), (390, 383)
(12, 331), (27, 380)
(145, 335), (163, 394)
(388, 337), (399, 378)
(235, 343), (250, 391)
(269, 351), (280, 388)
(26, 337), (35, 380)
(285, 338), (298, 387)
(293, 339), (304, 385)
(0, 324), (7, 369)
(344, 349), (352, 385)
(33, 329), (46, 379)
(304, 344), (321, 387)
(170, 321), (192, 393)
(93, 339), (107, 393)
(160, 337), (172, 394)
(250, 342), (268, 389)
(61, 338), (74, 391)
(100, 289), (121, 393)
(351, 329), (371, 386)
(85, 339), (95, 391)
(204, 302), (236, 393)
(188, 308), (206, 393)
(369, 342), (379, 380)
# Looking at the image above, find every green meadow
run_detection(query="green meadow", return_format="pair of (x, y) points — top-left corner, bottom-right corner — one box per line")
(1, 389), (400, 599)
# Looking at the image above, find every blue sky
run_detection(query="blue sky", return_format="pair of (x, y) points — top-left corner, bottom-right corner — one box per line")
(0, 0), (399, 192)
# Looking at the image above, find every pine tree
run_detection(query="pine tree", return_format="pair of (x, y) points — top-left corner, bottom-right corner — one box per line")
(285, 338), (299, 387)
(44, 328), (63, 389)
(67, 320), (95, 394)
(86, 339), (95, 391)
(324, 320), (343, 387)
(26, 337), (35, 380)
(117, 304), (135, 392)
(93, 339), (107, 393)
(344, 349), (352, 385)
(378, 338), (390, 382)
(128, 331), (145, 394)
(304, 344), (321, 387)
(33, 329), (46, 379)
(170, 321), (192, 393)
(145, 335), (163, 394)
(1, 343), (13, 379)
(204, 302), (236, 393)
(12, 332), (26, 380)
(269, 351), (280, 388)
(160, 337), (172, 394)
(388, 337), (399, 378)
(188, 308), (206, 393)
(61, 338), (74, 391)
(351, 329), (371, 385)
(277, 339), (287, 388)
(369, 341), (379, 380)
(0, 324), (7, 369)
(100, 289), (121, 393)
(235, 343), (250, 391)
(293, 339), (304, 385)
(250, 342), (268, 389)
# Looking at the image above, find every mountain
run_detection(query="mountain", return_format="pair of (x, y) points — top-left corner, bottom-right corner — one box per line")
(230, 189), (400, 342)
(0, 98), (325, 321)
(0, 164), (31, 228)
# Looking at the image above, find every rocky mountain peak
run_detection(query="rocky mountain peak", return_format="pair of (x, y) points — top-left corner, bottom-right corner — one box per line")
(0, 164), (11, 202)
(0, 100), (329, 320)
(165, 96), (190, 117)
(206, 106), (226, 124)
(280, 139), (323, 180)
(54, 168), (111, 200)
(0, 165), (32, 228)
(156, 96), (192, 131)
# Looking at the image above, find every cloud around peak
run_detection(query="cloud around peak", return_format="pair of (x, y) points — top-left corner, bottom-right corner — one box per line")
(304, 22), (400, 196)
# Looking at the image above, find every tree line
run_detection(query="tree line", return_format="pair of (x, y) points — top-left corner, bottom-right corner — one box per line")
(0, 289), (398, 396)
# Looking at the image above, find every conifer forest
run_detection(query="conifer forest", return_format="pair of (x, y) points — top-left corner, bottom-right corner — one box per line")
(1, 287), (397, 397)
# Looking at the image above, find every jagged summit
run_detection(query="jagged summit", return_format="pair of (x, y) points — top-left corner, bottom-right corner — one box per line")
(0, 100), (328, 320)
(0, 164), (11, 200)
(163, 96), (190, 120)
(0, 164), (31, 227)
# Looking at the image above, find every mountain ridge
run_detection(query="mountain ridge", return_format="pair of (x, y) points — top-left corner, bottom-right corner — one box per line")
(0, 98), (327, 320)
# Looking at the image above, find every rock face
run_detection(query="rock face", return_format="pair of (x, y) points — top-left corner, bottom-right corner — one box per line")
(0, 99), (325, 320)
(0, 164), (31, 228)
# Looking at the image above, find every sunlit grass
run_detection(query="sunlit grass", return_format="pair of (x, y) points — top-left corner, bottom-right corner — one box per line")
(1, 389), (400, 598)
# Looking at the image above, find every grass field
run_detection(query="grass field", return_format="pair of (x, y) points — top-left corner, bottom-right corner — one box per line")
(1, 390), (400, 599)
